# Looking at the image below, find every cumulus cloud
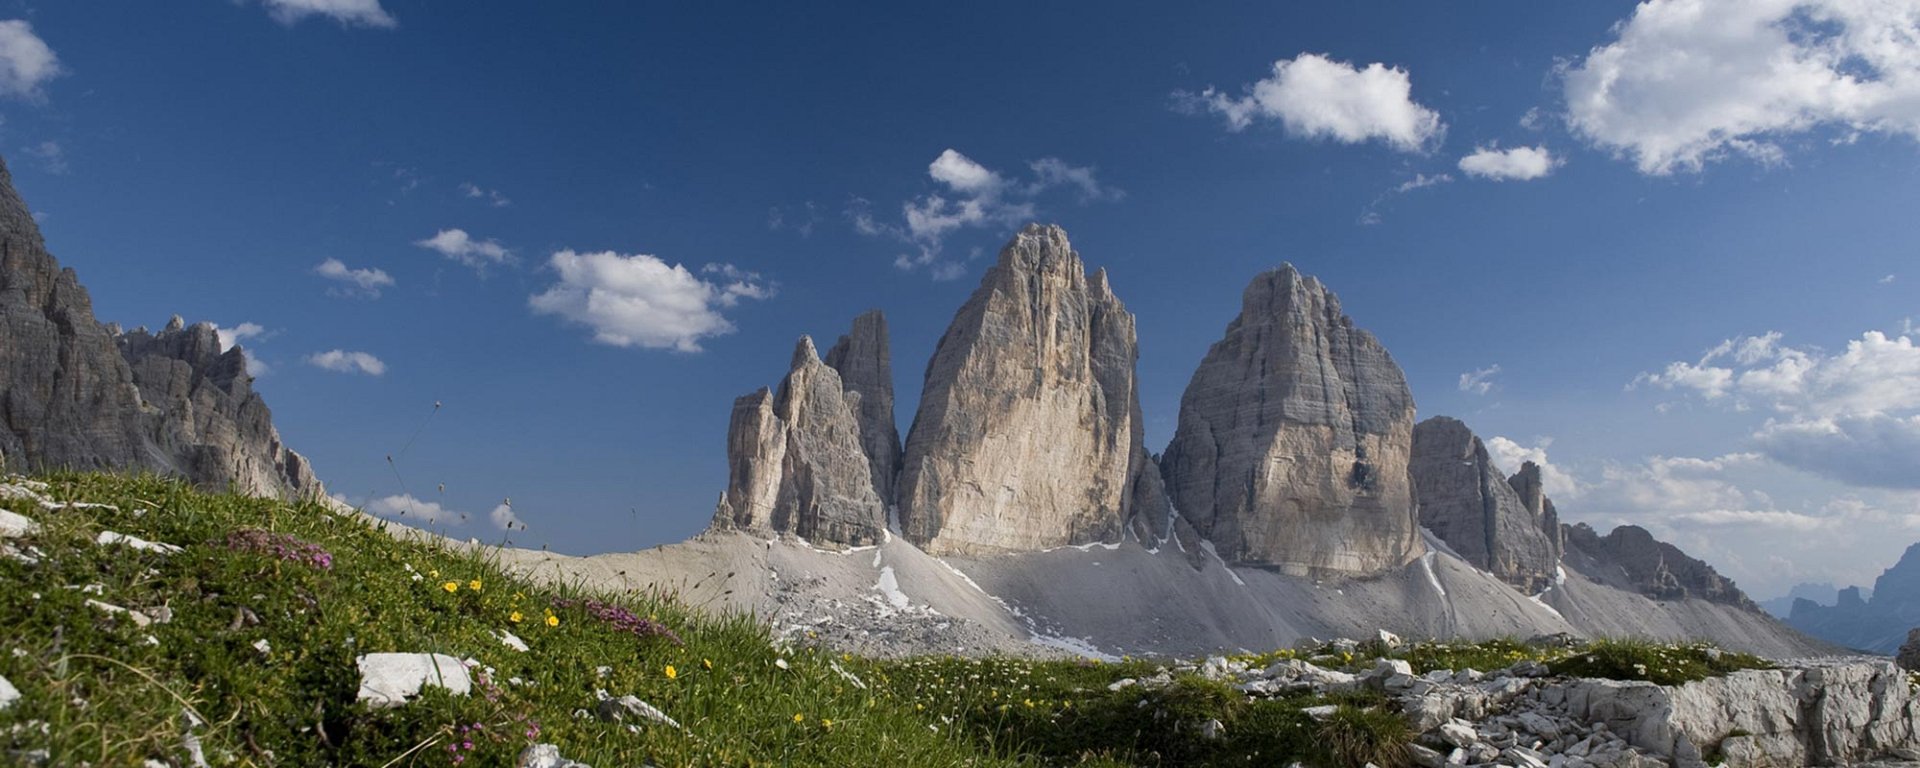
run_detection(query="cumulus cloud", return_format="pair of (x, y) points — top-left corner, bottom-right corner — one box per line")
(366, 494), (459, 523)
(258, 0), (396, 28)
(1458, 364), (1502, 395)
(314, 258), (394, 298)
(488, 501), (524, 531)
(1563, 0), (1920, 174)
(415, 229), (512, 273)
(306, 349), (386, 375)
(853, 149), (1118, 280)
(1179, 53), (1444, 152)
(1457, 145), (1560, 181)
(459, 182), (510, 208)
(528, 250), (774, 352)
(0, 20), (59, 99)
(1485, 435), (1583, 500)
(214, 322), (268, 352)
(1633, 329), (1920, 488)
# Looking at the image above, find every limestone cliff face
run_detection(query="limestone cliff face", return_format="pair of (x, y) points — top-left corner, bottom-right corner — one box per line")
(822, 310), (900, 505)
(896, 224), (1157, 556)
(1410, 416), (1561, 593)
(0, 155), (321, 500)
(1562, 523), (1759, 611)
(1160, 264), (1421, 574)
(713, 336), (885, 547)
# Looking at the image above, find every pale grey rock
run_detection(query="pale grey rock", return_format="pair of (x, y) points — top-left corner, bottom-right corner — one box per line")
(95, 530), (184, 556)
(1411, 417), (1563, 593)
(596, 694), (681, 729)
(822, 309), (901, 505)
(1161, 263), (1422, 574)
(712, 336), (885, 547)
(0, 673), (16, 710)
(0, 154), (322, 501)
(897, 224), (1159, 555)
(354, 653), (472, 708)
(0, 508), (34, 538)
(517, 744), (591, 768)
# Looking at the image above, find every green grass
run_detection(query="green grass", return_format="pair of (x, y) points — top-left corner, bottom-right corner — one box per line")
(0, 472), (1778, 767)
(1547, 638), (1773, 686)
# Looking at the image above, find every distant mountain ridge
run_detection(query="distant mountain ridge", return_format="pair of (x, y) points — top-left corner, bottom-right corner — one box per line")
(1788, 544), (1920, 653)
(0, 155), (320, 500)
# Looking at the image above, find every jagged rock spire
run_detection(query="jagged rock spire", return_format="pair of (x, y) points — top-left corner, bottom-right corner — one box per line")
(897, 223), (1161, 555)
(1410, 416), (1561, 593)
(822, 309), (900, 505)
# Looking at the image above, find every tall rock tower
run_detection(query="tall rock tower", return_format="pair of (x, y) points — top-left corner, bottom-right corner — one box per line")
(1160, 265), (1422, 574)
(896, 224), (1161, 555)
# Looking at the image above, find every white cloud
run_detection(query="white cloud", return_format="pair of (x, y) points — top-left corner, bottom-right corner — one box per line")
(1393, 173), (1452, 194)
(1563, 0), (1920, 174)
(1881, 274), (1897, 284)
(1634, 329), (1920, 488)
(488, 502), (523, 531)
(1486, 435), (1583, 500)
(1181, 53), (1444, 152)
(22, 141), (65, 174)
(1457, 145), (1560, 181)
(314, 258), (394, 298)
(855, 150), (1118, 280)
(0, 20), (59, 99)
(259, 0), (396, 28)
(366, 494), (459, 523)
(415, 229), (512, 272)
(459, 182), (510, 208)
(307, 349), (386, 375)
(214, 322), (268, 352)
(1458, 364), (1502, 395)
(528, 250), (775, 352)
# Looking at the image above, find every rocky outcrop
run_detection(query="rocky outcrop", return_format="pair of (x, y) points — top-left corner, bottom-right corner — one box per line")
(118, 319), (323, 499)
(712, 337), (885, 547)
(1159, 264), (1421, 574)
(822, 310), (900, 505)
(0, 154), (321, 500)
(1561, 523), (1758, 611)
(1411, 416), (1562, 593)
(896, 224), (1158, 556)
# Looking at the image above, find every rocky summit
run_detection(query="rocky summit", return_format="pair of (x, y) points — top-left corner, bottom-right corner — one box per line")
(0, 157), (319, 500)
(896, 224), (1159, 556)
(712, 335), (886, 547)
(1561, 523), (1758, 611)
(1412, 416), (1563, 594)
(1160, 264), (1421, 575)
(821, 309), (900, 505)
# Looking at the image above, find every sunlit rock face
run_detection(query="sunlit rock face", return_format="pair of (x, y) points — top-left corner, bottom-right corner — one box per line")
(1411, 416), (1561, 593)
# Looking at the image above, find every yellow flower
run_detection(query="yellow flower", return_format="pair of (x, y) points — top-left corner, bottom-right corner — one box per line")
(793, 713), (804, 724)
(441, 581), (459, 594)
(469, 579), (483, 592)
(665, 665), (678, 680)
(545, 613), (559, 627)
(702, 658), (713, 670)
(509, 611), (523, 624)
(821, 719), (833, 729)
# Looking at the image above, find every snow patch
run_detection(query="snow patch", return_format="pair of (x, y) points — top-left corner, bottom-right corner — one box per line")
(1028, 632), (1120, 662)
(1197, 539), (1246, 586)
(874, 566), (911, 610)
(1419, 551), (1447, 598)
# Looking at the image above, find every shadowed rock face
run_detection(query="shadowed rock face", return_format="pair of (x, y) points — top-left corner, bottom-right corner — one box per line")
(1562, 523), (1758, 611)
(822, 310), (900, 505)
(897, 224), (1159, 556)
(1411, 416), (1561, 593)
(0, 155), (321, 500)
(713, 336), (885, 547)
(1160, 264), (1421, 574)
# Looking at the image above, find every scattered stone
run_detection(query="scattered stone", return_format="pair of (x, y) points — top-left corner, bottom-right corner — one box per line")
(1198, 718), (1225, 740)
(252, 639), (272, 657)
(0, 673), (18, 710)
(1377, 629), (1404, 649)
(1302, 704), (1340, 721)
(354, 653), (471, 708)
(496, 630), (529, 653)
(518, 743), (591, 768)
(595, 695), (680, 729)
(1438, 721), (1479, 748)
(95, 530), (185, 555)
(85, 599), (154, 627)
(0, 509), (37, 538)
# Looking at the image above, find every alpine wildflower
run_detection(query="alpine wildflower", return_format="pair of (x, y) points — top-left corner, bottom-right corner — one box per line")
(703, 658), (713, 670)
(509, 611), (523, 624)
(442, 581), (460, 594)
(545, 613), (559, 628)
(469, 579), (483, 592)
(793, 713), (804, 724)
(665, 665), (678, 680)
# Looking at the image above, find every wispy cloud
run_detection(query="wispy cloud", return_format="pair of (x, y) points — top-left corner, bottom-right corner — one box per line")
(459, 182), (511, 208)
(1458, 364), (1501, 395)
(0, 20), (60, 99)
(258, 0), (396, 29)
(314, 258), (394, 298)
(415, 228), (513, 273)
(307, 349), (386, 375)
(1457, 145), (1560, 181)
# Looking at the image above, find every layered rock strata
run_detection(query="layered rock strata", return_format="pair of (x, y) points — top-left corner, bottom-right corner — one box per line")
(1410, 416), (1562, 593)
(712, 337), (885, 547)
(821, 310), (900, 505)
(1159, 264), (1421, 574)
(1562, 523), (1758, 611)
(896, 224), (1159, 555)
(0, 155), (320, 500)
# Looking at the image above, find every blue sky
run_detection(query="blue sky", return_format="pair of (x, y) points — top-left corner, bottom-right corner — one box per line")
(3, 0), (1917, 597)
